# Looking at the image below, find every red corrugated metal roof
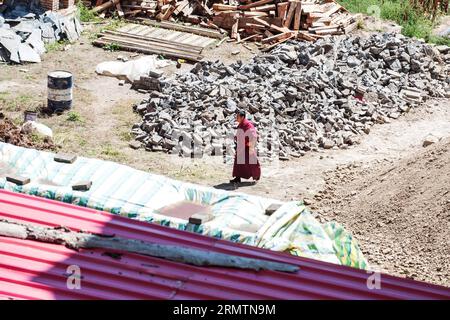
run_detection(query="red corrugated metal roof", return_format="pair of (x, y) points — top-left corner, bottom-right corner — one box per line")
(0, 189), (449, 300)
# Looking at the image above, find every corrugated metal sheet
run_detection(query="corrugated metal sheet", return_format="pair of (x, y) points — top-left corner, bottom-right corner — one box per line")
(0, 189), (449, 300)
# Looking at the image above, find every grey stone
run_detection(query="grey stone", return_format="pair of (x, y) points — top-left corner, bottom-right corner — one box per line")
(422, 134), (439, 147)
(130, 33), (449, 160)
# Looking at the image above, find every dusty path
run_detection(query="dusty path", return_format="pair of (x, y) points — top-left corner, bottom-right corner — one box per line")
(216, 99), (450, 202)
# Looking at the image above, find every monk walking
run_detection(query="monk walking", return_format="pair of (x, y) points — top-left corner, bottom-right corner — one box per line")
(230, 109), (261, 184)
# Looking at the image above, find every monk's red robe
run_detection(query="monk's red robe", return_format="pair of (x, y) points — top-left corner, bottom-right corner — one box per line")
(232, 118), (261, 180)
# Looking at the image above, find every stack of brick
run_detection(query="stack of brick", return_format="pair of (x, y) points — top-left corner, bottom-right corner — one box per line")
(40, 0), (75, 12)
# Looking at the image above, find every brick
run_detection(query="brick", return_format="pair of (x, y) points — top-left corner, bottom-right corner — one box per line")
(54, 153), (77, 164)
(265, 203), (282, 216)
(189, 213), (214, 225)
(72, 181), (92, 191)
(61, 0), (75, 9)
(6, 175), (31, 185)
(40, 0), (59, 11)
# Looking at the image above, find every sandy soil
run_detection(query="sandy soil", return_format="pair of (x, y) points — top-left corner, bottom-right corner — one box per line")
(0, 22), (449, 287)
(315, 138), (450, 287)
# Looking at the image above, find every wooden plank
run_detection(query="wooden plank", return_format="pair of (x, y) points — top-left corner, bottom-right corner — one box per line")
(0, 220), (299, 273)
(253, 16), (271, 28)
(293, 2), (302, 31)
(322, 3), (342, 17)
(283, 2), (297, 29)
(134, 18), (225, 39)
(101, 30), (204, 51)
(249, 4), (276, 12)
(239, 0), (274, 10)
(277, 2), (289, 22)
(231, 18), (239, 39)
(173, 0), (189, 15)
(261, 31), (292, 43)
(93, 0), (120, 13)
(262, 33), (294, 51)
(93, 38), (204, 61)
(242, 11), (268, 17)
(161, 5), (176, 20)
(212, 4), (238, 11)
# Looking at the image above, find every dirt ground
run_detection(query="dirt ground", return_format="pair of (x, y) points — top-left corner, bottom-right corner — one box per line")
(315, 137), (450, 287)
(0, 22), (449, 287)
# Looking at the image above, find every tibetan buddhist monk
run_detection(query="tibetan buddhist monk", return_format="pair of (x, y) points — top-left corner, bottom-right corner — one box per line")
(230, 109), (261, 184)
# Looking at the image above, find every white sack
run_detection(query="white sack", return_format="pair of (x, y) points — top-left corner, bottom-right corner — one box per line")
(95, 55), (173, 82)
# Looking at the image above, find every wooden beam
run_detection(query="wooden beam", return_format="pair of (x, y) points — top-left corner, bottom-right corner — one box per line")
(293, 2), (302, 30)
(0, 220), (300, 273)
(134, 18), (225, 39)
(239, 0), (274, 10)
(277, 2), (289, 22)
(93, 0), (120, 13)
(283, 2), (297, 29)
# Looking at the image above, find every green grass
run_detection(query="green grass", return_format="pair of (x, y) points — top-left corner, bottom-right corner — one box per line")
(101, 18), (126, 32)
(66, 111), (84, 122)
(338, 0), (450, 45)
(100, 145), (126, 161)
(0, 93), (36, 112)
(103, 42), (120, 51)
(45, 40), (71, 52)
(29, 133), (47, 144)
(76, 1), (100, 23)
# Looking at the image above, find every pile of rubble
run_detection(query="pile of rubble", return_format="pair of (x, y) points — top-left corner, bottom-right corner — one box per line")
(0, 0), (82, 63)
(0, 113), (55, 150)
(131, 33), (450, 160)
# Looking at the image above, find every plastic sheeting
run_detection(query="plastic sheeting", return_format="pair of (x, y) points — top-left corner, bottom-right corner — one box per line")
(0, 142), (368, 269)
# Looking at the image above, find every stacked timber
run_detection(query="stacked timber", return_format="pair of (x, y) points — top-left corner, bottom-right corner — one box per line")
(92, 29), (205, 61)
(91, 0), (360, 48)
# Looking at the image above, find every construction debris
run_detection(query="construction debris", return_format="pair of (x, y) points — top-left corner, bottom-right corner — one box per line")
(94, 0), (359, 48)
(0, 1), (82, 64)
(130, 33), (449, 160)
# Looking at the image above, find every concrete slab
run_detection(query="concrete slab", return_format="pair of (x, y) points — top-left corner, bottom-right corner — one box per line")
(18, 42), (41, 63)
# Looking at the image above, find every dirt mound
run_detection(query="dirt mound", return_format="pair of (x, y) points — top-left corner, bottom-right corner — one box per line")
(316, 138), (450, 287)
(0, 113), (55, 150)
